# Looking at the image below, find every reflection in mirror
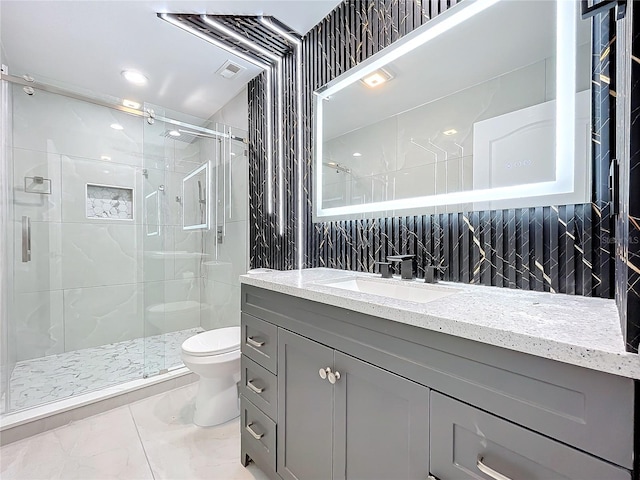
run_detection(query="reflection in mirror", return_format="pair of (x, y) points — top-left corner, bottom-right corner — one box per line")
(314, 0), (591, 221)
(145, 190), (160, 236)
(182, 162), (210, 230)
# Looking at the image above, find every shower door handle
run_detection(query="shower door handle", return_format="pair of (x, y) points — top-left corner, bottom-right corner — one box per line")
(228, 128), (232, 220)
(21, 215), (31, 262)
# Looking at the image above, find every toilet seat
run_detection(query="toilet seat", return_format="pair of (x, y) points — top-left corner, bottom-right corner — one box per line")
(181, 326), (240, 357)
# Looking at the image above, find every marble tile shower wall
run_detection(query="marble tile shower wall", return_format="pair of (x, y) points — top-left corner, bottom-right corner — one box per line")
(248, 0), (615, 301)
(10, 88), (201, 363)
(201, 138), (249, 332)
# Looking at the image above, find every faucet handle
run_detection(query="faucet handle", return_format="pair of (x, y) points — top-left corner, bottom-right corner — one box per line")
(424, 264), (447, 283)
(375, 261), (392, 279)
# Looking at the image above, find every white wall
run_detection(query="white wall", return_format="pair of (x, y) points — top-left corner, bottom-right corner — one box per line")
(209, 87), (249, 131)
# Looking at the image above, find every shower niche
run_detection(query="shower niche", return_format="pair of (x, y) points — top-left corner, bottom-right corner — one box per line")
(86, 184), (134, 220)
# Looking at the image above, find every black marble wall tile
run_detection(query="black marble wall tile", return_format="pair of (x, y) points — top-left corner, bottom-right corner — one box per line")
(247, 0), (616, 303)
(625, 4), (640, 352)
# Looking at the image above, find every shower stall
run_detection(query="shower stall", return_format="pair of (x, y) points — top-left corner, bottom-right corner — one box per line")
(0, 72), (248, 416)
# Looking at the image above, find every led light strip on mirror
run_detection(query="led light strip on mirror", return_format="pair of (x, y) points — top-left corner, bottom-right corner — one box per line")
(313, 0), (583, 220)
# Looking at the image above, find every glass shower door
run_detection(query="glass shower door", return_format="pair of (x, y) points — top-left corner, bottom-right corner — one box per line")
(4, 80), (146, 412)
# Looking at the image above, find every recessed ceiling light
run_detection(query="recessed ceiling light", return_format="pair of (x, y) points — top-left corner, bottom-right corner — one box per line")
(443, 129), (458, 136)
(121, 70), (148, 85)
(123, 99), (141, 109)
(168, 130), (181, 137)
(352, 152), (362, 157)
(361, 69), (393, 88)
(110, 123), (124, 131)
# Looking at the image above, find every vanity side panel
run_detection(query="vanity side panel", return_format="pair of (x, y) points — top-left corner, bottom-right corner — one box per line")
(241, 285), (634, 469)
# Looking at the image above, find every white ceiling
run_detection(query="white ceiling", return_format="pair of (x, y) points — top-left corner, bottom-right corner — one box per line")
(0, 0), (341, 121)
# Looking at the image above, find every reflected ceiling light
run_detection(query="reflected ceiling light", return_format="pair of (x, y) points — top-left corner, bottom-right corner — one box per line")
(121, 70), (148, 85)
(443, 129), (458, 136)
(122, 99), (141, 109)
(168, 130), (181, 137)
(100, 155), (111, 161)
(110, 123), (124, 130)
(360, 69), (393, 88)
(353, 152), (362, 157)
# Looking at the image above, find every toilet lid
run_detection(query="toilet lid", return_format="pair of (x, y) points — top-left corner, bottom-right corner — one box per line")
(181, 327), (241, 356)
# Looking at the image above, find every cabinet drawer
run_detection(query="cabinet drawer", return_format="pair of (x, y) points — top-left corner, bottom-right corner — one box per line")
(241, 313), (277, 374)
(241, 355), (277, 420)
(241, 395), (276, 473)
(430, 392), (630, 480)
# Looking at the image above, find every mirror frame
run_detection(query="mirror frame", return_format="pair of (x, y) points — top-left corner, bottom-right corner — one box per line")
(313, 0), (584, 221)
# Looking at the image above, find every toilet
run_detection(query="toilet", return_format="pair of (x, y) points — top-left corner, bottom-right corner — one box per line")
(181, 326), (241, 427)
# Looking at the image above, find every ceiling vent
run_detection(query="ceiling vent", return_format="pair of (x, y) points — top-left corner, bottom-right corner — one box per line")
(216, 60), (245, 79)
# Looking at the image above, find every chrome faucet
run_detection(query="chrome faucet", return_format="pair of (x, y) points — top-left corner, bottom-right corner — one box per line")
(386, 255), (415, 280)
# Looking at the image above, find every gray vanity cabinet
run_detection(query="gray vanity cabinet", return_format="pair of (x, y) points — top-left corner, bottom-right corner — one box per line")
(277, 328), (431, 480)
(240, 285), (635, 480)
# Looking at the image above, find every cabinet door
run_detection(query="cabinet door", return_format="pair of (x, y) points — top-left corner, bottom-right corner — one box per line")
(333, 352), (430, 480)
(277, 329), (334, 480)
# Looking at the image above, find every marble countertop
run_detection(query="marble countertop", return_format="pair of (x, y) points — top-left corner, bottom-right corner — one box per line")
(240, 268), (640, 379)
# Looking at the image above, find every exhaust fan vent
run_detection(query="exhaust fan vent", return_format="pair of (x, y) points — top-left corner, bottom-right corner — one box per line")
(216, 60), (245, 79)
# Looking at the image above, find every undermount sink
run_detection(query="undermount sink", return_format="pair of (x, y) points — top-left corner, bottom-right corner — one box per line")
(321, 277), (458, 304)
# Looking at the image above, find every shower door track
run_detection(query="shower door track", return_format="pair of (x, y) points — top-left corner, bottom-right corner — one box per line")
(0, 72), (247, 142)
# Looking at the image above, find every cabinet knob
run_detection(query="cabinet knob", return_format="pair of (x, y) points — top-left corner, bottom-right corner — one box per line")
(319, 367), (331, 380)
(328, 370), (341, 384)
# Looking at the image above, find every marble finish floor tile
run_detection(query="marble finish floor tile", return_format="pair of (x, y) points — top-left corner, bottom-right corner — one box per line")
(129, 384), (269, 480)
(0, 406), (154, 480)
(7, 328), (202, 412)
(1, 385), (269, 480)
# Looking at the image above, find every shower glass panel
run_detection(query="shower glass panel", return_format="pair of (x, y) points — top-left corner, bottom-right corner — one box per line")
(0, 74), (248, 415)
(141, 103), (221, 377)
(4, 82), (146, 412)
(204, 125), (249, 331)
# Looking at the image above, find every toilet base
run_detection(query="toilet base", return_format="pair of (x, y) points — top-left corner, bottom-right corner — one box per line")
(193, 373), (240, 427)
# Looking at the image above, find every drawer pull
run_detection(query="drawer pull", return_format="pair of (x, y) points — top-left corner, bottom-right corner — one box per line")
(246, 422), (264, 440)
(247, 379), (264, 394)
(477, 457), (512, 480)
(247, 336), (265, 348)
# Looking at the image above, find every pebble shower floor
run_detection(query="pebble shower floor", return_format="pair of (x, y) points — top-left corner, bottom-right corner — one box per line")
(4, 327), (202, 412)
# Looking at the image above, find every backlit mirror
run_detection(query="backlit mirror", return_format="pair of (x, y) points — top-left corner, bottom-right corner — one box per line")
(313, 0), (591, 221)
(183, 162), (210, 230)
